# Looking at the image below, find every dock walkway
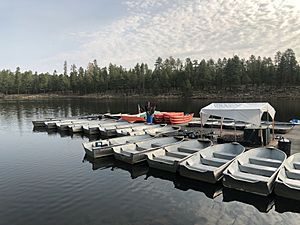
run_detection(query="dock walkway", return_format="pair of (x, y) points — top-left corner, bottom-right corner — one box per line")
(284, 125), (300, 154)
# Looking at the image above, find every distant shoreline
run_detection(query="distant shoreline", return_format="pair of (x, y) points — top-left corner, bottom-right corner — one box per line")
(1, 86), (300, 100)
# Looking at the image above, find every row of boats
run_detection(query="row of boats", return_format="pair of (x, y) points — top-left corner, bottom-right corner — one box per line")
(33, 116), (181, 137)
(189, 118), (295, 134)
(83, 135), (300, 201)
(84, 155), (299, 213)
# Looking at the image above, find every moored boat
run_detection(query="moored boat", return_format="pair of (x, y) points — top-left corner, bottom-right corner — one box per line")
(56, 120), (89, 131)
(45, 120), (72, 129)
(146, 139), (213, 173)
(274, 153), (300, 200)
(82, 134), (153, 158)
(116, 124), (162, 136)
(99, 121), (134, 137)
(113, 136), (183, 164)
(223, 147), (286, 196)
(179, 143), (245, 183)
(82, 120), (123, 135)
(32, 118), (57, 127)
(128, 125), (177, 136)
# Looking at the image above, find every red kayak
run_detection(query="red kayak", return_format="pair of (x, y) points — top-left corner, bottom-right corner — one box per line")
(121, 115), (146, 123)
(169, 113), (194, 124)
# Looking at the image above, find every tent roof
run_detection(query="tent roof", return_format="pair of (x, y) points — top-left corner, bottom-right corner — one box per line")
(200, 102), (276, 126)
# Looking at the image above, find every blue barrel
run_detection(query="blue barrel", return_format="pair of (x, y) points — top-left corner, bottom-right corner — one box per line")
(146, 114), (154, 124)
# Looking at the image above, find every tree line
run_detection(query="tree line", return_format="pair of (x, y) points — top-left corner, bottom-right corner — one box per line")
(0, 48), (299, 95)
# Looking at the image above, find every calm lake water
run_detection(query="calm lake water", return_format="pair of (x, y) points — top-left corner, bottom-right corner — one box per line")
(1, 98), (300, 225)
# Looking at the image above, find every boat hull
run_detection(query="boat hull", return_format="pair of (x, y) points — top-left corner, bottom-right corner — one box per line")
(147, 159), (179, 173)
(274, 181), (300, 201)
(99, 130), (117, 137)
(114, 152), (146, 164)
(83, 127), (99, 135)
(83, 146), (114, 158)
(223, 174), (273, 196)
(179, 165), (220, 184)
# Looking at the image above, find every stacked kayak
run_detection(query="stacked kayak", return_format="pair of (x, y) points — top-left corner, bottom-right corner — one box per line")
(154, 112), (184, 124)
(275, 153), (300, 200)
(223, 147), (286, 196)
(169, 113), (194, 124)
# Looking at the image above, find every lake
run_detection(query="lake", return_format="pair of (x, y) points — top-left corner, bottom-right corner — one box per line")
(1, 98), (300, 225)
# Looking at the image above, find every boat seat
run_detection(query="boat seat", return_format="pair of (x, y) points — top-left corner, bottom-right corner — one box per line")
(136, 146), (147, 151)
(187, 162), (216, 171)
(151, 143), (164, 148)
(282, 177), (300, 188)
(166, 151), (190, 158)
(213, 152), (236, 160)
(201, 157), (229, 167)
(231, 171), (269, 182)
(177, 147), (199, 154)
(119, 149), (133, 156)
(285, 168), (300, 180)
(152, 155), (178, 164)
(294, 162), (300, 169)
(249, 157), (282, 168)
(239, 163), (276, 177)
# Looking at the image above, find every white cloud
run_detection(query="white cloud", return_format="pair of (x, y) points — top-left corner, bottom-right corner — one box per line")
(43, 0), (300, 71)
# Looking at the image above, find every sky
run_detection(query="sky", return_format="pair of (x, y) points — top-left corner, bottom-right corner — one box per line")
(1, 0), (300, 73)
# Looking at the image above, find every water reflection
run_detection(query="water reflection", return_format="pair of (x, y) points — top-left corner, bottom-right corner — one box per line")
(175, 176), (223, 199)
(274, 196), (300, 214)
(2, 98), (300, 225)
(83, 154), (300, 214)
(83, 155), (149, 179)
(146, 168), (223, 199)
(222, 188), (275, 213)
(33, 127), (91, 140)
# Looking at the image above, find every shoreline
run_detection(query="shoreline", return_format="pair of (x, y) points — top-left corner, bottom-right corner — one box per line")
(1, 86), (300, 100)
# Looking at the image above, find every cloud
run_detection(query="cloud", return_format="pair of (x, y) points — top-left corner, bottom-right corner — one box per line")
(45, 0), (300, 71)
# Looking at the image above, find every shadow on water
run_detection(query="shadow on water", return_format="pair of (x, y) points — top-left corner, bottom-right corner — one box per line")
(33, 127), (99, 141)
(274, 196), (300, 214)
(222, 188), (275, 213)
(83, 154), (300, 213)
(175, 176), (223, 199)
(83, 155), (149, 179)
(146, 168), (223, 199)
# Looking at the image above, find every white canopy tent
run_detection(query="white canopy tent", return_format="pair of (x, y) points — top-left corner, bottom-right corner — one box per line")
(200, 102), (276, 141)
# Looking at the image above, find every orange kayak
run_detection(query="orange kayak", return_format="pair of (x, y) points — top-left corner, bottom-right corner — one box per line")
(169, 113), (194, 124)
(154, 112), (185, 123)
(121, 115), (146, 123)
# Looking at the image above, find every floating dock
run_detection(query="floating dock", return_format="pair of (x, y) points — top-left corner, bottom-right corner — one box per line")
(283, 125), (300, 154)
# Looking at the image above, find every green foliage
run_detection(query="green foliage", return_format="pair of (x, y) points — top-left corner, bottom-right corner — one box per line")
(0, 49), (300, 95)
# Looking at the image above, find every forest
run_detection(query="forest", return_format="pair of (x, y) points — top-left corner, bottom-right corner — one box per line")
(0, 49), (299, 96)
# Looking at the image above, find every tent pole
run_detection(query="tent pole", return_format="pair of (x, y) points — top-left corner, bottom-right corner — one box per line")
(266, 111), (269, 145)
(259, 114), (263, 146)
(234, 120), (236, 142)
(272, 118), (275, 140)
(200, 113), (203, 138)
(220, 117), (223, 137)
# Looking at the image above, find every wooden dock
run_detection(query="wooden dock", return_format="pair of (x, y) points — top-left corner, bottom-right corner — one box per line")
(284, 125), (300, 154)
